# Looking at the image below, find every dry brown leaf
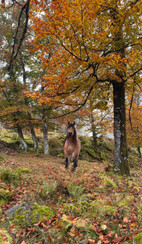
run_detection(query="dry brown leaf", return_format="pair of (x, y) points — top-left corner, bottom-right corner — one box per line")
(88, 238), (95, 244)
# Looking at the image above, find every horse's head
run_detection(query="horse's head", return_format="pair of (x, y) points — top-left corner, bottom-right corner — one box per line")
(67, 122), (76, 137)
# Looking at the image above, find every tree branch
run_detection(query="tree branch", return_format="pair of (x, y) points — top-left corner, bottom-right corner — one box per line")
(50, 86), (94, 119)
(8, 0), (30, 71)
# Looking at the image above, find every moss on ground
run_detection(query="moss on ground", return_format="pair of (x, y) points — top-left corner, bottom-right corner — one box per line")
(103, 176), (117, 188)
(0, 167), (21, 185)
(0, 189), (12, 206)
(0, 155), (4, 162)
(134, 233), (142, 244)
(0, 167), (31, 186)
(0, 228), (13, 243)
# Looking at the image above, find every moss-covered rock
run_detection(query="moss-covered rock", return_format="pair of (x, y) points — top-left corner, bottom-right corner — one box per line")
(0, 189), (12, 206)
(0, 228), (13, 243)
(134, 233), (142, 244)
(31, 203), (55, 224)
(9, 202), (55, 228)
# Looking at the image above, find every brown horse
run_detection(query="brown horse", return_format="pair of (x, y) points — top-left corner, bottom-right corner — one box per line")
(63, 122), (81, 172)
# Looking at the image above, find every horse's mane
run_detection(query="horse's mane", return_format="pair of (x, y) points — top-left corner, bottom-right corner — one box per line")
(72, 126), (77, 144)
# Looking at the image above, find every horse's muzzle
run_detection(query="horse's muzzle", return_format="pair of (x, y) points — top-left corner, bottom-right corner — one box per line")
(68, 132), (72, 136)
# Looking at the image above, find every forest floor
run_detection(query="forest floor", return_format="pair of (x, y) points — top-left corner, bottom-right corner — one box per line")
(0, 149), (142, 244)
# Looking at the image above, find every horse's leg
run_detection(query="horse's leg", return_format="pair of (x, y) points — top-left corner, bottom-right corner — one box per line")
(72, 157), (78, 172)
(65, 157), (69, 168)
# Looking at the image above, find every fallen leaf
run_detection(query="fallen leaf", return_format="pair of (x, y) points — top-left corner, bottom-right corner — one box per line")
(97, 241), (102, 244)
(123, 217), (129, 223)
(34, 220), (42, 226)
(88, 238), (95, 244)
(113, 236), (123, 243)
(48, 236), (54, 243)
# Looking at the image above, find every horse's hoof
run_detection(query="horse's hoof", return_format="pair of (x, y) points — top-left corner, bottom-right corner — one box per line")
(72, 167), (76, 172)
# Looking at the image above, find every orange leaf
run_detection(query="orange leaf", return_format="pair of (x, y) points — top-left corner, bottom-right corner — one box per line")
(88, 238), (95, 244)
(123, 217), (129, 223)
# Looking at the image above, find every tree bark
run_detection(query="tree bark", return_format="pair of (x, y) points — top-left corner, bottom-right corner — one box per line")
(90, 112), (97, 149)
(113, 82), (130, 175)
(27, 112), (38, 152)
(43, 119), (49, 155)
(17, 124), (28, 152)
(30, 125), (38, 153)
(21, 60), (38, 152)
(137, 146), (141, 158)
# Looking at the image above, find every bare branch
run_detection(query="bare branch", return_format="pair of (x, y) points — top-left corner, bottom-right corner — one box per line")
(50, 86), (94, 119)
(129, 67), (142, 78)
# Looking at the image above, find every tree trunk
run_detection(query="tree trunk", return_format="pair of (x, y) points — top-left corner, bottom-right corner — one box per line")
(137, 146), (141, 158)
(27, 112), (38, 152)
(17, 125), (28, 152)
(30, 124), (38, 152)
(90, 112), (97, 149)
(43, 119), (49, 155)
(21, 60), (38, 152)
(113, 82), (130, 175)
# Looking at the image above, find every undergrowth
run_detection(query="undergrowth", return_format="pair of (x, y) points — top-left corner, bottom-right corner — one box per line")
(0, 151), (141, 243)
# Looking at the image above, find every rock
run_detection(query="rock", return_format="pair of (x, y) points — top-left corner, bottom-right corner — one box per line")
(7, 203), (29, 217)
(77, 198), (90, 203)
(7, 202), (55, 228)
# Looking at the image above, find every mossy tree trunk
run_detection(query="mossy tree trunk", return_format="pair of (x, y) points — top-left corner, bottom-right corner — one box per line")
(27, 112), (38, 153)
(17, 124), (28, 152)
(43, 118), (49, 155)
(113, 82), (130, 175)
(137, 146), (141, 158)
(90, 112), (97, 150)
